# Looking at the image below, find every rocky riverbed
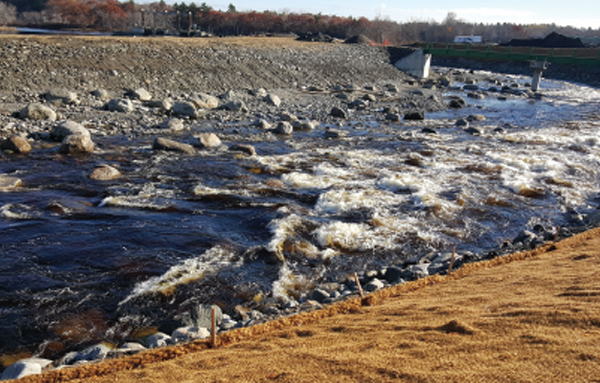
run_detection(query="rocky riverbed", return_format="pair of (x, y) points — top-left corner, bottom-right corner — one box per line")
(2, 35), (600, 380)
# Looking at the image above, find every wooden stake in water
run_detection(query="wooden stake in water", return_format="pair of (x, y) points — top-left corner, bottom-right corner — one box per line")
(211, 307), (216, 347)
(554, 226), (561, 243)
(448, 246), (456, 276)
(354, 272), (364, 298)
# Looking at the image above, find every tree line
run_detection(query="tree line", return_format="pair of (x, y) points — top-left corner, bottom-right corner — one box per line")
(0, 0), (599, 45)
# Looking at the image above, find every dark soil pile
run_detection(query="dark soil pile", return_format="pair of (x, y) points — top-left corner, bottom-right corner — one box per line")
(501, 31), (585, 48)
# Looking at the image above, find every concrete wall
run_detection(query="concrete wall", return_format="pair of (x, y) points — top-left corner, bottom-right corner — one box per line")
(395, 49), (431, 79)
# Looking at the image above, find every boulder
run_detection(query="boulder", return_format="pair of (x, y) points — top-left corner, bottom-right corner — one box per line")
(190, 133), (222, 149)
(145, 99), (173, 113)
(364, 278), (385, 292)
(279, 112), (297, 122)
(59, 134), (95, 154)
(90, 165), (121, 180)
(143, 332), (172, 349)
(467, 114), (486, 122)
(172, 101), (198, 119)
(91, 88), (110, 100)
(309, 288), (330, 303)
(330, 106), (348, 119)
(1, 135), (31, 154)
(19, 103), (56, 121)
(45, 89), (79, 106)
(448, 98), (466, 109)
(159, 304), (222, 334)
(273, 121), (293, 135)
(171, 326), (210, 343)
(455, 118), (469, 127)
(158, 117), (184, 132)
(254, 119), (271, 130)
(127, 88), (152, 101)
(0, 361), (42, 380)
(404, 111), (425, 121)
(385, 113), (401, 122)
(464, 127), (482, 135)
(107, 98), (134, 113)
(253, 88), (268, 98)
(324, 129), (348, 139)
(292, 120), (315, 131)
(191, 93), (219, 109)
(223, 100), (249, 113)
(153, 137), (195, 154)
(229, 144), (256, 156)
(51, 121), (91, 141)
(264, 94), (281, 107)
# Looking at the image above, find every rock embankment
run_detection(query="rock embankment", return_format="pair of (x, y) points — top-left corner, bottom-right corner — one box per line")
(0, 36), (407, 98)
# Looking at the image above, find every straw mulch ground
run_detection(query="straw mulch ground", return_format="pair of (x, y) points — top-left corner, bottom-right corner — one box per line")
(20, 228), (600, 383)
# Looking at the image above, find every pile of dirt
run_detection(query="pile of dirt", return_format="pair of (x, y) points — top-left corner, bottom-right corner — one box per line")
(344, 34), (372, 44)
(501, 31), (585, 48)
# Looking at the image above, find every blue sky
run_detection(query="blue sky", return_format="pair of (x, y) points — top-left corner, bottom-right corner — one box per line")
(142, 0), (600, 28)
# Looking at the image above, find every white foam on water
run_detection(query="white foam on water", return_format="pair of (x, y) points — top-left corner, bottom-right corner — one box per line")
(266, 214), (305, 261)
(271, 263), (315, 302)
(0, 204), (39, 219)
(315, 188), (405, 214)
(281, 172), (332, 189)
(313, 221), (380, 252)
(120, 246), (240, 305)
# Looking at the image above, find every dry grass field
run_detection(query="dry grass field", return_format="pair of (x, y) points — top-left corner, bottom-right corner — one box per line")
(16, 228), (600, 383)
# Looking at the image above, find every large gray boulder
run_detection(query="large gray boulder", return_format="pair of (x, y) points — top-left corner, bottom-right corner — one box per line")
(273, 121), (293, 135)
(171, 326), (211, 343)
(158, 117), (184, 132)
(172, 101), (198, 119)
(264, 94), (281, 107)
(128, 88), (152, 101)
(45, 89), (79, 106)
(191, 93), (219, 109)
(19, 103), (57, 121)
(59, 134), (95, 154)
(51, 121), (91, 142)
(107, 98), (134, 113)
(190, 133), (222, 149)
(0, 360), (43, 380)
(223, 100), (248, 113)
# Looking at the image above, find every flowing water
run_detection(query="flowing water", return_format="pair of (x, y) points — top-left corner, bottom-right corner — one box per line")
(1, 71), (600, 357)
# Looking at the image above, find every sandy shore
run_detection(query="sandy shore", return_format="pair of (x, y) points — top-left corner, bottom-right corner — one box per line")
(13, 227), (600, 383)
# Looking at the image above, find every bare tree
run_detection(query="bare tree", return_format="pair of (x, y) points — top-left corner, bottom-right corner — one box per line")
(0, 1), (17, 25)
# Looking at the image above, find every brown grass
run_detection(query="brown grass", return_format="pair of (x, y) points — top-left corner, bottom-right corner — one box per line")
(18, 228), (600, 383)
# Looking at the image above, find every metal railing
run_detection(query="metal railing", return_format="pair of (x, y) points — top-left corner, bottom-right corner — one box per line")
(424, 43), (600, 66)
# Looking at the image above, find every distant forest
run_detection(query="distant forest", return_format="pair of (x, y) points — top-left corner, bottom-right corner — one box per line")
(0, 0), (599, 45)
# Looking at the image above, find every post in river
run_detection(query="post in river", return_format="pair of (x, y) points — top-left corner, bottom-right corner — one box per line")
(531, 60), (549, 91)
